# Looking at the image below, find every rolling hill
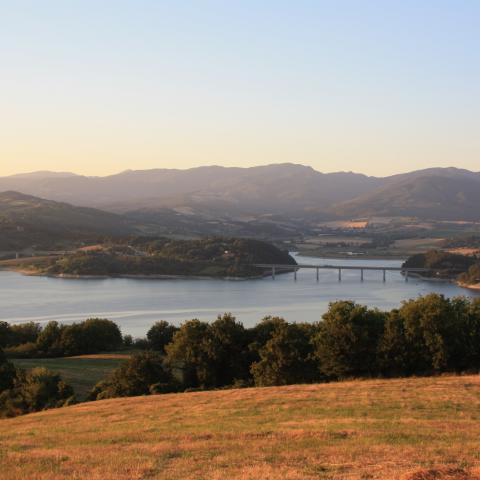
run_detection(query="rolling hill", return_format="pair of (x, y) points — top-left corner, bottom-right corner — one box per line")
(1, 375), (480, 480)
(0, 191), (133, 251)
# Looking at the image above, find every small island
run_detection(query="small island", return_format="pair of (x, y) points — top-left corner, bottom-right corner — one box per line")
(23, 237), (296, 279)
(402, 249), (480, 289)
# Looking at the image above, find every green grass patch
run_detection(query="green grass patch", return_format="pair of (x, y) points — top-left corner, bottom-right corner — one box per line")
(12, 357), (127, 400)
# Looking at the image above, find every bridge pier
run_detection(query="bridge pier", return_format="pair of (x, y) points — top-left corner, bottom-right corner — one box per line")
(271, 266), (276, 280)
(383, 269), (386, 282)
(316, 267), (319, 282)
(405, 270), (409, 282)
(360, 269), (364, 282)
(338, 268), (342, 282)
(294, 268), (297, 281)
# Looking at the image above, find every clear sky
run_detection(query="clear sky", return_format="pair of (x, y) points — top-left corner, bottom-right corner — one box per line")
(1, 0), (479, 177)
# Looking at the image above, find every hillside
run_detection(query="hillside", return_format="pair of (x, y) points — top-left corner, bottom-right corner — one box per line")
(2, 376), (480, 479)
(0, 191), (133, 251)
(333, 175), (480, 221)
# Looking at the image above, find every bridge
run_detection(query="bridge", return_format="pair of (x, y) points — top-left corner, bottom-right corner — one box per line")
(253, 263), (431, 282)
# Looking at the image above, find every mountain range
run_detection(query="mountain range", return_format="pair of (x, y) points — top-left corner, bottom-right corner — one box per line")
(1, 165), (480, 236)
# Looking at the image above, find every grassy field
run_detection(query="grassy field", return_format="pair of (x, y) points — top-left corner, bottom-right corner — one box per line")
(12, 355), (128, 400)
(2, 375), (480, 479)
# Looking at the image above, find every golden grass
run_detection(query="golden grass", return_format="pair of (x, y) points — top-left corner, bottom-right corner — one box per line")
(2, 375), (480, 479)
(65, 353), (132, 360)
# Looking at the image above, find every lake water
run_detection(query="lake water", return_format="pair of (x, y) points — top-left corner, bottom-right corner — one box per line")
(1, 254), (479, 337)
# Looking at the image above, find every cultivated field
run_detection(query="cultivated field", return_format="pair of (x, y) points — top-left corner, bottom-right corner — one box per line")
(2, 375), (480, 479)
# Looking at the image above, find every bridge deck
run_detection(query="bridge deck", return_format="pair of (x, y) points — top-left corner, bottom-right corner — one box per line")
(253, 264), (430, 272)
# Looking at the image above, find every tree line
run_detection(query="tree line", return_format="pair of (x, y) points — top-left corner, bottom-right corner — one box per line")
(90, 293), (480, 399)
(2, 293), (480, 417)
(0, 318), (123, 357)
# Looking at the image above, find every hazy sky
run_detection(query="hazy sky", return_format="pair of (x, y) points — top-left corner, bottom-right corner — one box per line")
(1, 1), (479, 177)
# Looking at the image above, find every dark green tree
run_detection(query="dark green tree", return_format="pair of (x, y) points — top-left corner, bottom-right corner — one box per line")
(0, 322), (11, 348)
(203, 313), (249, 386)
(314, 301), (385, 379)
(146, 321), (177, 353)
(0, 348), (16, 392)
(251, 322), (319, 386)
(165, 319), (212, 388)
(36, 321), (62, 356)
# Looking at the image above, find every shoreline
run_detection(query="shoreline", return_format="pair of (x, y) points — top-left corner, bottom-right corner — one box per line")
(3, 264), (479, 291)
(2, 267), (282, 281)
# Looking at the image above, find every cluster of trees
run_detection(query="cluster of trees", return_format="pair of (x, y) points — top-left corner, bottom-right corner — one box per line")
(90, 294), (480, 400)
(0, 348), (75, 417)
(459, 264), (480, 285)
(403, 250), (476, 279)
(43, 237), (295, 278)
(1, 318), (123, 358)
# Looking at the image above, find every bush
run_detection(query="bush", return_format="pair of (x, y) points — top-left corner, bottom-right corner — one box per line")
(89, 352), (175, 399)
(0, 367), (75, 418)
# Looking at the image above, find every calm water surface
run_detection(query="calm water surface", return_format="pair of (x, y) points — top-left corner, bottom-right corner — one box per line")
(1, 254), (478, 336)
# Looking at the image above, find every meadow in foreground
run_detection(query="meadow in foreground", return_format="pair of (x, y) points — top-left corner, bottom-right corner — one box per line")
(2, 375), (480, 480)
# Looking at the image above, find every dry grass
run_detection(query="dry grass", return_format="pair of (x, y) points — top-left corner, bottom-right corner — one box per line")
(2, 375), (480, 479)
(65, 353), (132, 360)
(447, 248), (480, 257)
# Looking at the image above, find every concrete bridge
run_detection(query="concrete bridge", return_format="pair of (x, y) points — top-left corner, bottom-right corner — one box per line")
(253, 263), (431, 282)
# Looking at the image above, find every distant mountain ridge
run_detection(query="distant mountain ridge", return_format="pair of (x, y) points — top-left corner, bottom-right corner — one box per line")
(1, 164), (480, 221)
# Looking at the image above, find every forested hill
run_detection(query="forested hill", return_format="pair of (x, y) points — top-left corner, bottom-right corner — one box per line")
(41, 237), (296, 278)
(0, 191), (133, 251)
(402, 249), (480, 284)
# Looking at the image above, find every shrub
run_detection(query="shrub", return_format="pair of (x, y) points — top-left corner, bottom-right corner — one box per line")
(0, 367), (75, 418)
(89, 352), (175, 399)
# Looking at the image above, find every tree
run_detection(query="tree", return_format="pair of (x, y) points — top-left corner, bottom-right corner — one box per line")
(89, 352), (174, 399)
(0, 322), (11, 348)
(165, 319), (212, 388)
(314, 301), (385, 379)
(203, 313), (249, 386)
(9, 322), (41, 346)
(147, 321), (177, 353)
(36, 321), (62, 356)
(58, 323), (87, 356)
(251, 322), (319, 386)
(378, 310), (412, 376)
(81, 318), (123, 353)
(0, 348), (16, 392)
(399, 294), (459, 372)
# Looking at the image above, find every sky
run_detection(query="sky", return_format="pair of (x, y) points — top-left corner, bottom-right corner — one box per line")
(1, 0), (479, 177)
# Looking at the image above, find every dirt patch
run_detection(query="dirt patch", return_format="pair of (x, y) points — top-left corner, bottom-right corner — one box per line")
(406, 468), (480, 480)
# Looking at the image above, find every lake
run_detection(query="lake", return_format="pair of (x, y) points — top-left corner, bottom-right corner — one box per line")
(1, 254), (478, 337)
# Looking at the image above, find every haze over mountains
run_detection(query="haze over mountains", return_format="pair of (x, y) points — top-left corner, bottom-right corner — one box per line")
(1, 164), (480, 225)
